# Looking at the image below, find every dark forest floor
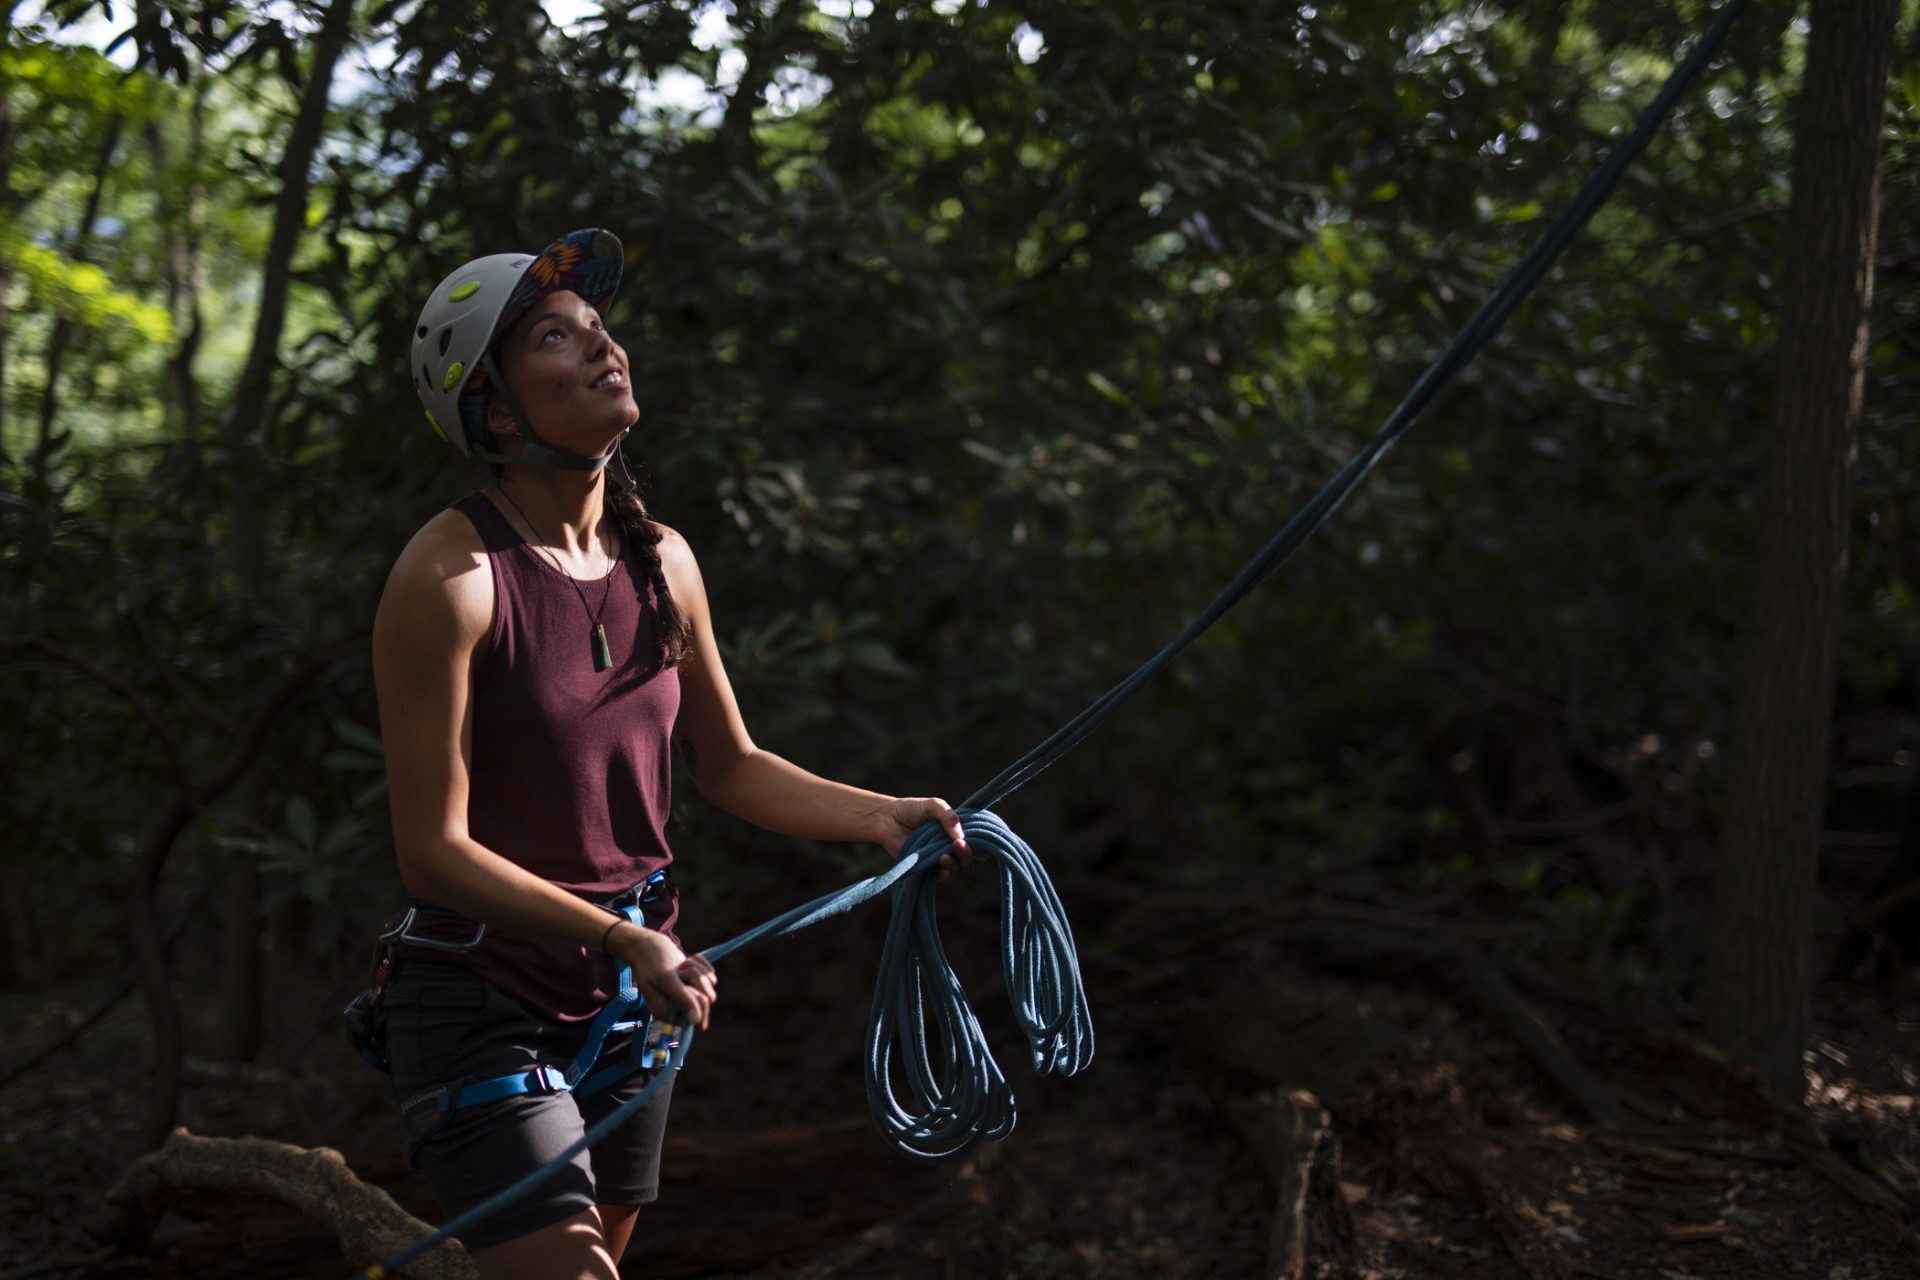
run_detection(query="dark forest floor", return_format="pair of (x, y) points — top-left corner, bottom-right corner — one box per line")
(3, 874), (1920, 1279)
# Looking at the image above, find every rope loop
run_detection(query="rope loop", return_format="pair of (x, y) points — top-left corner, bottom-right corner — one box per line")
(864, 809), (1093, 1160)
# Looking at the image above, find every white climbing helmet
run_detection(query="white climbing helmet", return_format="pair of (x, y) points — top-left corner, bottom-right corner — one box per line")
(409, 228), (627, 469)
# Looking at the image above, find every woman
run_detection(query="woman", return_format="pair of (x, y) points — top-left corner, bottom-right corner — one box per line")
(374, 228), (972, 1279)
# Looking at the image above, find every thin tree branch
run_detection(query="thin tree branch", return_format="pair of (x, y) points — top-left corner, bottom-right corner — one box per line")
(128, 631), (368, 1153)
(123, 599), (236, 734)
(0, 635), (188, 792)
(716, 0), (808, 158)
(980, 195), (1138, 322)
(1630, 201), (1782, 250)
(0, 884), (205, 1091)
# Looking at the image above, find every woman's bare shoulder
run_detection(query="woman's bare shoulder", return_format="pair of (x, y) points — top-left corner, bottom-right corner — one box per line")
(651, 521), (699, 588)
(376, 504), (494, 654)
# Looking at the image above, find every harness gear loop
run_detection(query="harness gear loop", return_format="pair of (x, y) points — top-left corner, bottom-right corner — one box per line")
(345, 871), (675, 1101)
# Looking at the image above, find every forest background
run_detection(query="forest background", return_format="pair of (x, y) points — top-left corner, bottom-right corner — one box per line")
(3, 0), (1920, 1275)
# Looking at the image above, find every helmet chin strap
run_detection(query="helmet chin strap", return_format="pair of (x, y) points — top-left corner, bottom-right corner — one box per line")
(475, 351), (627, 476)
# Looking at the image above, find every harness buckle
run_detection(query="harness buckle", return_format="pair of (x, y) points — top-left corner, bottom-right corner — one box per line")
(526, 1065), (568, 1095)
(600, 869), (672, 915)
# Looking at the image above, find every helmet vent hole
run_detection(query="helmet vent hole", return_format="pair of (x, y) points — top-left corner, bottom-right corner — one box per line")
(438, 327), (453, 357)
(416, 325), (428, 339)
(421, 363), (430, 388)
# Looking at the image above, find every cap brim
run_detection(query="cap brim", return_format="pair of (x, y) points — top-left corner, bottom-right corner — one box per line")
(493, 227), (625, 347)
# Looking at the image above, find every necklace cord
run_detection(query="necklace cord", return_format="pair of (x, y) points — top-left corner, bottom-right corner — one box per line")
(496, 483), (620, 668)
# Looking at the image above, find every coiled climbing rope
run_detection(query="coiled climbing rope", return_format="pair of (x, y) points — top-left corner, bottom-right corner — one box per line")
(863, 810), (1093, 1160)
(355, 3), (1749, 1273)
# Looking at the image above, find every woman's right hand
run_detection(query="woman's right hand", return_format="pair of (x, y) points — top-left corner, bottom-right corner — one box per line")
(607, 922), (717, 1031)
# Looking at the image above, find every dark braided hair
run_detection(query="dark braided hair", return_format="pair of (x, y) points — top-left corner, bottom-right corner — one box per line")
(602, 464), (693, 669)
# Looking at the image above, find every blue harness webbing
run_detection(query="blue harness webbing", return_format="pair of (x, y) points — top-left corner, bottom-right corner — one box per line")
(375, 869), (679, 1114)
(436, 900), (678, 1113)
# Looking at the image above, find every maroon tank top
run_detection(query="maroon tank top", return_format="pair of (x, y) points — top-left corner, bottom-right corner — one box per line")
(422, 491), (682, 1021)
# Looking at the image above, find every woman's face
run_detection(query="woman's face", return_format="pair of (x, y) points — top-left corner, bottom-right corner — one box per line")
(484, 288), (638, 455)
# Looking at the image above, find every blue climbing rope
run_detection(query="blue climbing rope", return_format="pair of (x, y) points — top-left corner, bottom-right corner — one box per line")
(862, 810), (1092, 1160)
(353, 4), (1748, 1273)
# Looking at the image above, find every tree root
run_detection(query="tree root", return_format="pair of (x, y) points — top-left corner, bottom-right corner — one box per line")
(0, 975), (135, 1091)
(96, 1128), (472, 1279)
(1635, 1029), (1913, 1214)
(1453, 946), (1627, 1129)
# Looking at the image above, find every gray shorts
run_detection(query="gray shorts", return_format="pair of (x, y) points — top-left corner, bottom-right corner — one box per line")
(385, 961), (675, 1249)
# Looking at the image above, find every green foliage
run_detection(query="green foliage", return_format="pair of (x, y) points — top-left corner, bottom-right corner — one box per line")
(0, 228), (173, 340)
(215, 791), (391, 955)
(1, 0), (1916, 1002)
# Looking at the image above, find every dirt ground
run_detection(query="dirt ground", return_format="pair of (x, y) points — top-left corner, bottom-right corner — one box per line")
(3, 876), (1919, 1279)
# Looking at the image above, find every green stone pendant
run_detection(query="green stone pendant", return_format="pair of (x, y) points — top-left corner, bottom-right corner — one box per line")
(592, 622), (612, 672)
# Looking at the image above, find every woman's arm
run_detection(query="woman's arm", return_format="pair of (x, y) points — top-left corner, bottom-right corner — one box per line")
(373, 510), (716, 1024)
(656, 526), (971, 870)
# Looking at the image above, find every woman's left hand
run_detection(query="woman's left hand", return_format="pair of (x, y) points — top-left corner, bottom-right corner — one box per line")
(868, 796), (973, 878)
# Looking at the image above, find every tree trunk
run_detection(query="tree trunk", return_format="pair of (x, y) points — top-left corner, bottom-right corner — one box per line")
(216, 859), (265, 1062)
(144, 67), (207, 450)
(81, 631), (366, 1153)
(716, 0), (807, 160)
(32, 116), (125, 480)
(0, 250), (10, 469)
(220, 0), (356, 500)
(0, 3), (12, 470)
(1705, 0), (1899, 1101)
(215, 0), (356, 1063)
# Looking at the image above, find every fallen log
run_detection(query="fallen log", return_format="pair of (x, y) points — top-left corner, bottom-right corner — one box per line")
(1454, 947), (1627, 1129)
(97, 1128), (472, 1279)
(1222, 1089), (1355, 1280)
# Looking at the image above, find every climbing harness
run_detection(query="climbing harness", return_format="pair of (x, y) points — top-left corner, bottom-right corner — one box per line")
(341, 870), (671, 1096)
(353, 3), (1749, 1274)
(427, 902), (681, 1117)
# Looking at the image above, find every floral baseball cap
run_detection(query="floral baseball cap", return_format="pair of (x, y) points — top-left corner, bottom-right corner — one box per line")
(496, 227), (625, 343)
